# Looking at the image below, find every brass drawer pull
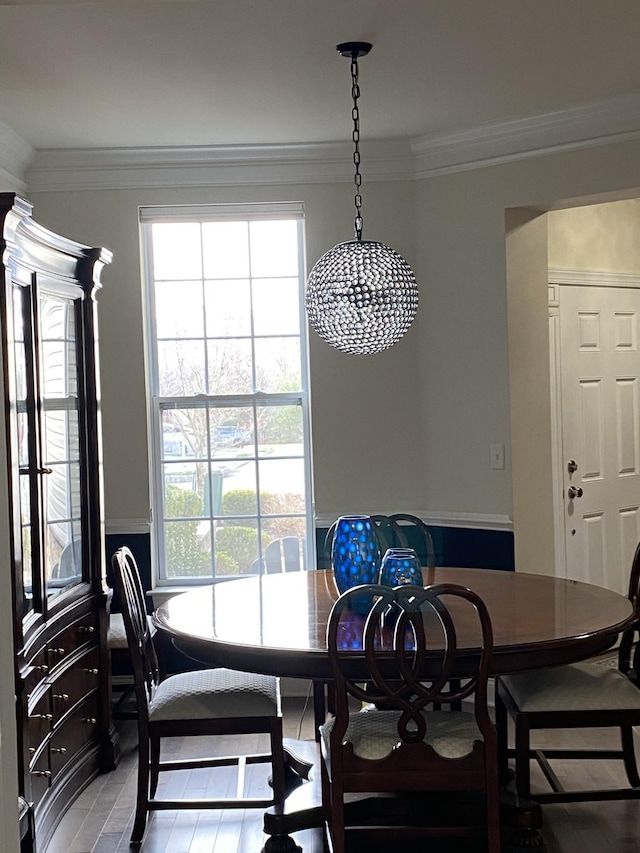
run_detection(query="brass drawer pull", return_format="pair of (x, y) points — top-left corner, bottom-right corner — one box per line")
(53, 693), (69, 701)
(51, 747), (67, 755)
(78, 625), (95, 634)
(47, 648), (65, 656)
(84, 668), (99, 675)
(30, 713), (52, 721)
(82, 717), (97, 725)
(28, 748), (35, 755)
(31, 770), (52, 778)
(34, 664), (49, 673)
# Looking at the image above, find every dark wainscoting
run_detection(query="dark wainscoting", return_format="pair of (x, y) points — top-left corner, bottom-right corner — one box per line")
(314, 524), (514, 572)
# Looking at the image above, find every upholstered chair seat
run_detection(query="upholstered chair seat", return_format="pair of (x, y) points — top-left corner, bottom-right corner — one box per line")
(320, 707), (482, 761)
(149, 668), (280, 721)
(501, 662), (640, 714)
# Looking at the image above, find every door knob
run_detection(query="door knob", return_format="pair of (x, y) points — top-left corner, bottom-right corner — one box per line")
(568, 486), (583, 499)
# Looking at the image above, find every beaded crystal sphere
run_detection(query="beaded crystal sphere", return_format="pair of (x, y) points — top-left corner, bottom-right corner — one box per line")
(306, 239), (419, 355)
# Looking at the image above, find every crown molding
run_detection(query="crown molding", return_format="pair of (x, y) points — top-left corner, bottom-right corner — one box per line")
(25, 139), (414, 192)
(412, 91), (640, 177)
(0, 121), (33, 194)
(16, 89), (640, 192)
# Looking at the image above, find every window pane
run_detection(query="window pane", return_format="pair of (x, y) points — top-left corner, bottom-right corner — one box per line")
(254, 338), (301, 391)
(205, 279), (251, 337)
(153, 223), (203, 280)
(162, 408), (206, 460)
(253, 278), (300, 336)
(220, 460), (258, 508)
(165, 520), (211, 578)
(156, 280), (204, 338)
(214, 523), (261, 575)
(202, 221), (249, 279)
(257, 404), (303, 446)
(250, 220), (298, 277)
(258, 458), (306, 507)
(158, 340), (206, 396)
(163, 464), (199, 505)
(207, 339), (253, 394)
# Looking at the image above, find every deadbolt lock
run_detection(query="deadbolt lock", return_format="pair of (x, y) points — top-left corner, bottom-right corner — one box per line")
(567, 460), (578, 474)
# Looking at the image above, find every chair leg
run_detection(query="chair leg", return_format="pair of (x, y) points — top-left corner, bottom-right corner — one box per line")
(269, 718), (286, 807)
(621, 725), (640, 788)
(485, 761), (502, 853)
(495, 687), (510, 785)
(131, 734), (150, 845)
(149, 736), (161, 799)
(329, 780), (346, 853)
(514, 715), (532, 798)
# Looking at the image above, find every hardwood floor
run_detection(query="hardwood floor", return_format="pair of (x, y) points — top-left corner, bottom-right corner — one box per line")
(46, 693), (640, 853)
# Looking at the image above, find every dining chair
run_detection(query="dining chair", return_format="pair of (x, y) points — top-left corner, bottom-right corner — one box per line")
(387, 512), (436, 569)
(111, 546), (286, 846)
(495, 540), (640, 803)
(319, 582), (500, 853)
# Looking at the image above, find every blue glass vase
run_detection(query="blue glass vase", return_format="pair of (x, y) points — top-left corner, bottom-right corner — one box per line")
(379, 547), (421, 587)
(331, 515), (382, 596)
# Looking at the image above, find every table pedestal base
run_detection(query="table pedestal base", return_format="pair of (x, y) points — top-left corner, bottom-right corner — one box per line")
(262, 740), (547, 853)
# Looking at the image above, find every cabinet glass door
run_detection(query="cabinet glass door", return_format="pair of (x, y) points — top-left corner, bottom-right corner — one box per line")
(39, 290), (84, 599)
(13, 286), (35, 619)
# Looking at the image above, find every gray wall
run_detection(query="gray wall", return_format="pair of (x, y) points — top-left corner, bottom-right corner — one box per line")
(28, 138), (640, 572)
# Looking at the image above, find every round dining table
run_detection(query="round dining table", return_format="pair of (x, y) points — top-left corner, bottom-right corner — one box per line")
(154, 567), (634, 678)
(153, 567), (636, 853)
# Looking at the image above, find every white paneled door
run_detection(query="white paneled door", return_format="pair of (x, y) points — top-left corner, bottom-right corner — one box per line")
(559, 284), (640, 594)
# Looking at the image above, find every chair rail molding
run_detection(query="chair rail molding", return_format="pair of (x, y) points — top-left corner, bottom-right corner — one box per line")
(105, 518), (151, 536)
(315, 510), (512, 532)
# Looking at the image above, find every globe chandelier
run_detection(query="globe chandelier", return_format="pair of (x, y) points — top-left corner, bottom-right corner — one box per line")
(305, 42), (419, 356)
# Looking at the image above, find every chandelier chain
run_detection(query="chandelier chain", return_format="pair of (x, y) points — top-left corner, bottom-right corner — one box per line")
(351, 55), (363, 241)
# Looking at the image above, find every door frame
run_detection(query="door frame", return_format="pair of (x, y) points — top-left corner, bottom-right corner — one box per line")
(548, 268), (640, 579)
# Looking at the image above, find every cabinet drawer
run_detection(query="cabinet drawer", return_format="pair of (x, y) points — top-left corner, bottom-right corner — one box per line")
(50, 694), (100, 779)
(24, 649), (49, 699)
(27, 688), (52, 757)
(28, 746), (52, 804)
(51, 647), (101, 724)
(46, 612), (99, 670)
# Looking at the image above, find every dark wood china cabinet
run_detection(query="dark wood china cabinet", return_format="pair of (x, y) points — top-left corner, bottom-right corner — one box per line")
(0, 194), (116, 851)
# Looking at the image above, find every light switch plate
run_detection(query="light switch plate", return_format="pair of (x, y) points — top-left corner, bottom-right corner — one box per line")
(490, 443), (505, 470)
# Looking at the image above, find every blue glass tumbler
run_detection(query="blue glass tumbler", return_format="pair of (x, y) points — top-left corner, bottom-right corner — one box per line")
(331, 515), (382, 595)
(379, 547), (421, 587)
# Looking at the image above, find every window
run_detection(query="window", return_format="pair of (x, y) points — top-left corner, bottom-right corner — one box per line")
(141, 203), (314, 584)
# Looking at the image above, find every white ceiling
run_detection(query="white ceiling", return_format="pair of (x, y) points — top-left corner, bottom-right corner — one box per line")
(3, 0), (640, 153)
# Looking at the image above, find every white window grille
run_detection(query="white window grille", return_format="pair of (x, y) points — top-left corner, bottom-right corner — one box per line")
(140, 203), (314, 583)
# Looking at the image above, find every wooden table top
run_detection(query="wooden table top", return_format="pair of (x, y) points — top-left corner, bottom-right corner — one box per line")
(153, 568), (636, 678)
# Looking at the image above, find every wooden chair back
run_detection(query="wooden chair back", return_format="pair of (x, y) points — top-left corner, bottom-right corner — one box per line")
(327, 582), (495, 760)
(387, 513), (436, 569)
(618, 539), (640, 682)
(111, 546), (160, 725)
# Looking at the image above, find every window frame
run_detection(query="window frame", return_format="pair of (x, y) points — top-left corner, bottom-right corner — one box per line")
(140, 202), (315, 586)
